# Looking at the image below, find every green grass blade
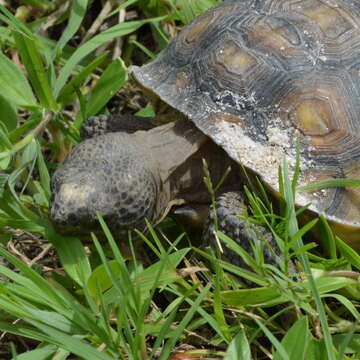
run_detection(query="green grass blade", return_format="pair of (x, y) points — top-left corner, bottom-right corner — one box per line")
(335, 236), (360, 270)
(159, 283), (211, 359)
(150, 309), (178, 357)
(84, 58), (128, 118)
(23, 308), (82, 334)
(46, 229), (92, 286)
(13, 32), (58, 110)
(94, 215), (135, 301)
(282, 158), (336, 360)
(254, 318), (289, 360)
(36, 141), (51, 199)
(134, 249), (189, 293)
(213, 260), (231, 342)
(54, 16), (165, 97)
(317, 215), (336, 259)
(274, 316), (310, 360)
(224, 330), (251, 360)
(0, 94), (17, 131)
(87, 260), (122, 300)
(18, 0), (55, 10)
(291, 137), (301, 195)
(55, 0), (89, 54)
(298, 178), (360, 191)
(129, 39), (157, 60)
(0, 126), (11, 169)
(194, 246), (267, 285)
(9, 110), (41, 142)
(170, 0), (218, 24)
(334, 326), (358, 360)
(221, 286), (287, 307)
(0, 5), (34, 38)
(58, 51), (109, 104)
(26, 320), (114, 360)
(107, 0), (139, 17)
(321, 294), (360, 320)
(289, 218), (318, 247)
(12, 345), (57, 360)
(0, 247), (69, 308)
(0, 321), (51, 344)
(217, 231), (262, 274)
(0, 51), (37, 108)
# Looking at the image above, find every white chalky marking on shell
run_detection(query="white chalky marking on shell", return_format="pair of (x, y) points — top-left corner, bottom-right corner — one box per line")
(324, 0), (338, 7)
(211, 118), (321, 210)
(215, 90), (257, 111)
(267, 126), (290, 148)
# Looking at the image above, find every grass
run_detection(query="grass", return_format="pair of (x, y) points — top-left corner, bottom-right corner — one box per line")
(0, 0), (360, 358)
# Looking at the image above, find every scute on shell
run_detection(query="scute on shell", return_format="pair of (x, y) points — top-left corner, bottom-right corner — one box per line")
(131, 0), (360, 249)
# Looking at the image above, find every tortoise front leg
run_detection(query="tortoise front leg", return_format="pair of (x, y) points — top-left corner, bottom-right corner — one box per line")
(80, 114), (156, 140)
(203, 191), (285, 277)
(204, 191), (296, 327)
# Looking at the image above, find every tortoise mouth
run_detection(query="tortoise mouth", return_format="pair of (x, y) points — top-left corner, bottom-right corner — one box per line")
(50, 220), (129, 243)
(49, 203), (100, 236)
(51, 221), (95, 236)
(49, 207), (140, 238)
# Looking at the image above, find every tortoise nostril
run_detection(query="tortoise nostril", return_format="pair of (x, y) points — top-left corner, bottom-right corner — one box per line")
(50, 206), (65, 224)
(68, 213), (77, 225)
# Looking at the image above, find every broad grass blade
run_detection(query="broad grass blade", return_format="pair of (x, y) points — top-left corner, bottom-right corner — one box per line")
(13, 32), (58, 110)
(84, 58), (127, 118)
(224, 330), (251, 360)
(0, 52), (37, 108)
(274, 317), (310, 360)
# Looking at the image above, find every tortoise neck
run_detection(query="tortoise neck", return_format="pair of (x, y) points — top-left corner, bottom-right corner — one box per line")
(135, 119), (207, 180)
(170, 140), (239, 205)
(133, 119), (207, 221)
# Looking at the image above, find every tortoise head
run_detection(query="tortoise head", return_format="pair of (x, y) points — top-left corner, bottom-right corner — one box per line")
(49, 133), (159, 235)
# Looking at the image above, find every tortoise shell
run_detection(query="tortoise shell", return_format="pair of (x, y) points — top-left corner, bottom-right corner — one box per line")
(131, 0), (360, 249)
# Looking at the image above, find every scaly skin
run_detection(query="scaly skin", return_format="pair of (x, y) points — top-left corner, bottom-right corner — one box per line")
(80, 114), (156, 140)
(204, 191), (279, 274)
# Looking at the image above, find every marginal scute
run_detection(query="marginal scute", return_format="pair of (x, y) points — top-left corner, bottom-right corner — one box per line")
(182, 13), (214, 44)
(130, 0), (360, 247)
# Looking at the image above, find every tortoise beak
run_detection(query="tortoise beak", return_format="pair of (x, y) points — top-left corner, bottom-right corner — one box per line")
(49, 182), (96, 233)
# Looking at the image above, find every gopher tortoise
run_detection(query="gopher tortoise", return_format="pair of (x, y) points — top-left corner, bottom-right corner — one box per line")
(50, 0), (360, 255)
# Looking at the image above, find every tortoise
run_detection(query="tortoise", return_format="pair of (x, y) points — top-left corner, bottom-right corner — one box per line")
(50, 0), (360, 257)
